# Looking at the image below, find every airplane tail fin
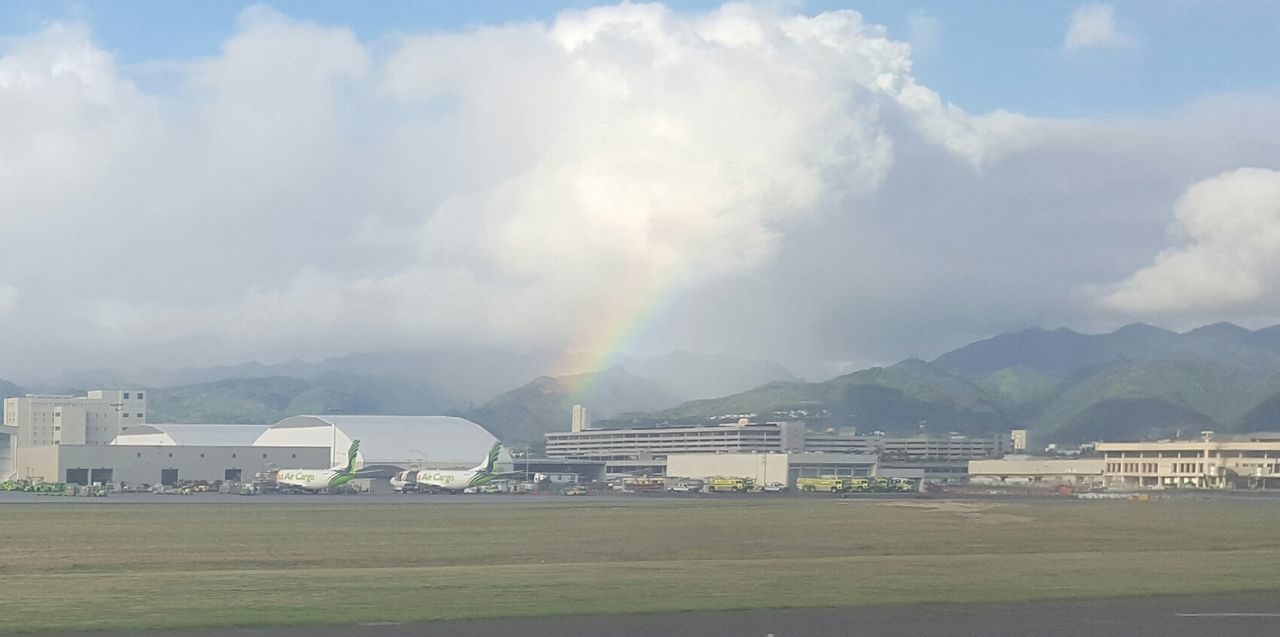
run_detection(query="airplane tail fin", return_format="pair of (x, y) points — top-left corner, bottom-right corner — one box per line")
(471, 442), (501, 474)
(334, 439), (360, 474)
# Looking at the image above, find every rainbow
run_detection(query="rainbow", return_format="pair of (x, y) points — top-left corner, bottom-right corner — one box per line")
(552, 271), (687, 402)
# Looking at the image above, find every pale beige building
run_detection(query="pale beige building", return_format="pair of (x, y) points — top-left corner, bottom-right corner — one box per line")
(1097, 435), (1280, 489)
(4, 390), (147, 449)
(666, 452), (879, 487)
(968, 457), (1104, 487)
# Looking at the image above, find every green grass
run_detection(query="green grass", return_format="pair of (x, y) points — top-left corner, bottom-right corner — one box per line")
(2, 498), (1280, 632)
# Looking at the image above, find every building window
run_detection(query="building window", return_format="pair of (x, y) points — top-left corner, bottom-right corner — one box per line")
(262, 453), (268, 459)
(231, 453), (236, 458)
(136, 413), (143, 418)
(122, 413), (129, 418)
(168, 453), (173, 458)
(137, 392), (144, 400)
(137, 453), (141, 458)
(199, 453), (205, 458)
(291, 454), (296, 459)
(123, 393), (130, 399)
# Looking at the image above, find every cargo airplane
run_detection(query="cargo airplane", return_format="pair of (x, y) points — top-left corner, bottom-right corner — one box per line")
(276, 439), (361, 493)
(390, 442), (503, 493)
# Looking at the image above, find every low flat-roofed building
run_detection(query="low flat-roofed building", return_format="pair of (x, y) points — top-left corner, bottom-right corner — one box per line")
(666, 452), (878, 488)
(968, 457), (1105, 486)
(1097, 435), (1280, 489)
(877, 459), (971, 483)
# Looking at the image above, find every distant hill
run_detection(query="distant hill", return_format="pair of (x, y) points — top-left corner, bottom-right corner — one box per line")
(40, 348), (794, 413)
(620, 351), (797, 402)
(0, 378), (24, 400)
(145, 373), (447, 424)
(466, 367), (679, 446)
(602, 322), (1280, 445)
(1237, 390), (1280, 433)
(610, 359), (1017, 436)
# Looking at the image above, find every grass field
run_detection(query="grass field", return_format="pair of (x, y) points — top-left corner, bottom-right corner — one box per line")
(2, 498), (1280, 633)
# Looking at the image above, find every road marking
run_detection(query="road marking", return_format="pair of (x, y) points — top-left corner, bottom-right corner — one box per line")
(1176, 613), (1280, 618)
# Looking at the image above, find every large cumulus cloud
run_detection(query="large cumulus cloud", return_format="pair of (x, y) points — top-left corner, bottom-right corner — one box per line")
(0, 3), (1277, 380)
(1099, 168), (1280, 316)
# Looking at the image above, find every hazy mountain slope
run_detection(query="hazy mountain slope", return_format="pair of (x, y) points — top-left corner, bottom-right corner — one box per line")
(0, 378), (24, 400)
(648, 359), (1016, 436)
(1236, 391), (1280, 433)
(466, 368), (679, 446)
(42, 349), (793, 411)
(933, 323), (1180, 376)
(1052, 398), (1214, 445)
(1031, 358), (1275, 437)
(145, 373), (445, 424)
(970, 365), (1063, 416)
(621, 351), (797, 402)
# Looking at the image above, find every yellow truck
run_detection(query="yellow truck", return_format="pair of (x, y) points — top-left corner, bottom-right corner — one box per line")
(796, 477), (849, 493)
(847, 477), (872, 493)
(707, 476), (755, 493)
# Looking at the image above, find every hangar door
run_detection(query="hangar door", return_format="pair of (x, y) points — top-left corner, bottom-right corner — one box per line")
(91, 468), (113, 484)
(66, 468), (89, 485)
(160, 469), (179, 486)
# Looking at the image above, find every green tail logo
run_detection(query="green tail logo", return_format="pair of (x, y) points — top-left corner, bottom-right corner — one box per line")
(327, 439), (360, 489)
(481, 442), (501, 474)
(342, 439), (360, 474)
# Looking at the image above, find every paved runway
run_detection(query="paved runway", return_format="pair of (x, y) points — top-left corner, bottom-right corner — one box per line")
(25, 593), (1280, 637)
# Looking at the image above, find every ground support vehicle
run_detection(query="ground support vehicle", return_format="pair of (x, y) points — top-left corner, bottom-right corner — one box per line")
(847, 478), (872, 493)
(890, 478), (917, 493)
(621, 476), (666, 493)
(869, 477), (894, 492)
(707, 477), (755, 493)
(561, 486), (588, 496)
(795, 477), (849, 493)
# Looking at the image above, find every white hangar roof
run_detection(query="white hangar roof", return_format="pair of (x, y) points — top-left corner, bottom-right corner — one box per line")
(254, 415), (501, 468)
(112, 424), (271, 446)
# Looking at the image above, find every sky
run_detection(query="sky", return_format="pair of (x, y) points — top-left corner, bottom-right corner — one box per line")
(0, 1), (1278, 381)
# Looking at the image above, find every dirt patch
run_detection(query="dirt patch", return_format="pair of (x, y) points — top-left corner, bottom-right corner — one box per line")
(873, 500), (1033, 523)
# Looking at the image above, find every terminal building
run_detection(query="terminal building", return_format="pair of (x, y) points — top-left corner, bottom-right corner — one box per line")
(546, 419), (1011, 479)
(1097, 434), (1280, 489)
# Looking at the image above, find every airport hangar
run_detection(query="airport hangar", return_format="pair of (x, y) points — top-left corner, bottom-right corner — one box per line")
(12, 415), (504, 487)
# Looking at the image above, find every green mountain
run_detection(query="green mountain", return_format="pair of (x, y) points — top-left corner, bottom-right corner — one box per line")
(1236, 390), (1280, 433)
(616, 359), (1017, 436)
(599, 322), (1280, 445)
(935, 323), (1280, 442)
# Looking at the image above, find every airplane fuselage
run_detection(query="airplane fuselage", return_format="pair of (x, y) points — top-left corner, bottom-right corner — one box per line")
(277, 468), (355, 492)
(392, 468), (494, 492)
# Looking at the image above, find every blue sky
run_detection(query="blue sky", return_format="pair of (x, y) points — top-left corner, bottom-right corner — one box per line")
(2, 0), (1278, 117)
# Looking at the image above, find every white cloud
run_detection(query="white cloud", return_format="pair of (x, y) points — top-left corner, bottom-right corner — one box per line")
(5, 3), (1004, 362)
(0, 285), (17, 317)
(0, 3), (1276, 378)
(1064, 4), (1132, 51)
(1099, 168), (1280, 315)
